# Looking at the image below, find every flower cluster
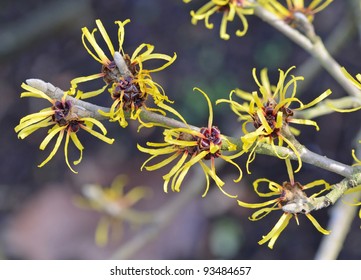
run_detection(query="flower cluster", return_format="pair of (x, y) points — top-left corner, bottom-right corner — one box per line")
(183, 1), (334, 39)
(237, 158), (331, 249)
(14, 7), (358, 253)
(15, 19), (183, 172)
(74, 174), (152, 246)
(14, 83), (114, 173)
(138, 88), (243, 198)
(70, 19), (180, 128)
(217, 66), (331, 173)
(183, 0), (256, 40)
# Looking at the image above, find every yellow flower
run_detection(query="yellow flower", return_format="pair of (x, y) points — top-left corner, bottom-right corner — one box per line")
(264, 0), (333, 26)
(74, 174), (152, 246)
(237, 158), (331, 249)
(138, 88), (244, 198)
(72, 19), (181, 128)
(14, 83), (114, 173)
(186, 0), (255, 40)
(71, 19), (176, 97)
(217, 66), (331, 173)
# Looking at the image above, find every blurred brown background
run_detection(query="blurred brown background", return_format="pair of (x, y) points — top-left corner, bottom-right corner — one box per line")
(0, 0), (360, 259)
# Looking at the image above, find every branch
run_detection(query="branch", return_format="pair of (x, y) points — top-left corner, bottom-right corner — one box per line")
(27, 79), (354, 178)
(26, 79), (200, 131)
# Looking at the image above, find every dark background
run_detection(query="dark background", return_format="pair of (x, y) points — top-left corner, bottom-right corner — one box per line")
(0, 0), (360, 259)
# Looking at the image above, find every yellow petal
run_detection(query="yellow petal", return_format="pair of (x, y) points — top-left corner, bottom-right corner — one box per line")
(131, 43), (154, 62)
(115, 19), (130, 53)
(144, 152), (180, 171)
(39, 125), (64, 150)
(220, 155), (243, 183)
(300, 89), (332, 109)
(220, 9), (230, 40)
(38, 129), (64, 167)
(64, 130), (78, 174)
(258, 213), (292, 249)
(82, 27), (111, 65)
(311, 0), (333, 14)
(249, 205), (280, 221)
(20, 83), (54, 103)
(235, 11), (249, 37)
(15, 112), (53, 133)
(237, 198), (279, 208)
(288, 118), (320, 130)
(341, 67), (361, 89)
(326, 100), (361, 113)
(253, 178), (282, 197)
(80, 124), (114, 144)
(162, 152), (189, 181)
(70, 132), (84, 165)
(81, 117), (108, 135)
(199, 160), (234, 197)
(193, 87), (213, 129)
(281, 134), (302, 173)
(95, 19), (115, 56)
(255, 110), (272, 134)
(306, 214), (331, 235)
(16, 118), (54, 139)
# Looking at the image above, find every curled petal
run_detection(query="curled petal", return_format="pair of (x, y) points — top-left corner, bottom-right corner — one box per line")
(253, 178), (282, 197)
